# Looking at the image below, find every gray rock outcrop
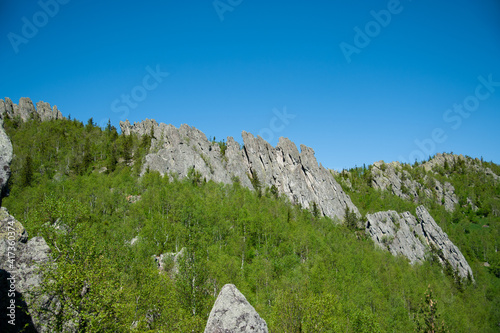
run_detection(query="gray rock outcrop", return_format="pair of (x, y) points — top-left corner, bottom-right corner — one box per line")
(366, 205), (473, 280)
(0, 97), (64, 122)
(0, 208), (53, 332)
(154, 247), (185, 276)
(421, 152), (499, 181)
(121, 120), (359, 221)
(370, 161), (459, 212)
(0, 117), (13, 199)
(204, 284), (268, 333)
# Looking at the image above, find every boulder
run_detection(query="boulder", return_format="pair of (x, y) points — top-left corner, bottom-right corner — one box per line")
(204, 284), (268, 333)
(0, 208), (53, 332)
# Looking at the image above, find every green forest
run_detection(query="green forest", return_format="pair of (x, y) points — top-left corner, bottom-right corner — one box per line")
(3, 116), (500, 332)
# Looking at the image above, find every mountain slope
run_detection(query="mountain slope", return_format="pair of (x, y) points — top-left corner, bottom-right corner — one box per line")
(0, 97), (499, 331)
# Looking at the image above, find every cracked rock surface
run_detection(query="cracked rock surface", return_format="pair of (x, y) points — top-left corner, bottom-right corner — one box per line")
(366, 205), (473, 280)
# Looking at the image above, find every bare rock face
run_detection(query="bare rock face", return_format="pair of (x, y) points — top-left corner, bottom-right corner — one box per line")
(36, 101), (64, 121)
(0, 208), (53, 332)
(366, 205), (473, 280)
(204, 284), (268, 333)
(0, 118), (13, 200)
(121, 120), (359, 221)
(0, 97), (64, 122)
(366, 210), (426, 264)
(414, 206), (473, 280)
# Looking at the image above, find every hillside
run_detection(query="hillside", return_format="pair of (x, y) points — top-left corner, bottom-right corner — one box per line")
(0, 97), (499, 332)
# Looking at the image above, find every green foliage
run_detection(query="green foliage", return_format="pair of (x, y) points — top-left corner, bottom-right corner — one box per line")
(344, 206), (358, 230)
(248, 170), (262, 196)
(415, 286), (447, 332)
(20, 154), (33, 187)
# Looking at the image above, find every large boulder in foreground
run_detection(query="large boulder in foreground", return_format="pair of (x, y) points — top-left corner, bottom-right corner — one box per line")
(0, 208), (53, 332)
(204, 284), (268, 333)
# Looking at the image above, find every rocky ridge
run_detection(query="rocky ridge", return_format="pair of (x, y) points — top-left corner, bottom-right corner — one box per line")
(366, 205), (473, 280)
(421, 152), (499, 181)
(367, 154), (499, 213)
(204, 284), (268, 333)
(120, 119), (359, 221)
(0, 97), (64, 122)
(370, 160), (459, 212)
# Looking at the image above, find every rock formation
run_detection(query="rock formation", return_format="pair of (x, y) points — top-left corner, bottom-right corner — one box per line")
(366, 205), (473, 280)
(204, 284), (268, 333)
(0, 208), (53, 332)
(370, 161), (459, 212)
(421, 152), (499, 181)
(0, 114), (56, 332)
(120, 119), (359, 221)
(0, 97), (64, 122)
(368, 154), (499, 213)
(154, 247), (185, 276)
(0, 117), (13, 200)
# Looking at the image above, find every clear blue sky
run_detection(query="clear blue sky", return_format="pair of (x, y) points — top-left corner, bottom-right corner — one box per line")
(1, 0), (499, 170)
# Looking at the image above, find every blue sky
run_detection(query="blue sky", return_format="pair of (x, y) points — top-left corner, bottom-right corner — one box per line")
(1, 0), (499, 170)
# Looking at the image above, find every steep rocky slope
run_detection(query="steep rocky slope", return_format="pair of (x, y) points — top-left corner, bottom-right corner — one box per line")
(366, 205), (474, 280)
(120, 119), (359, 221)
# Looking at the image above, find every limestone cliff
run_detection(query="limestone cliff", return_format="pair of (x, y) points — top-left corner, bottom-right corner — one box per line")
(120, 119), (359, 222)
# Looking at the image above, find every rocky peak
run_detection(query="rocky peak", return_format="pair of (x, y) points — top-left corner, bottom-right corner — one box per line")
(366, 205), (474, 280)
(421, 152), (499, 181)
(121, 119), (360, 222)
(0, 97), (64, 122)
(204, 284), (268, 333)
